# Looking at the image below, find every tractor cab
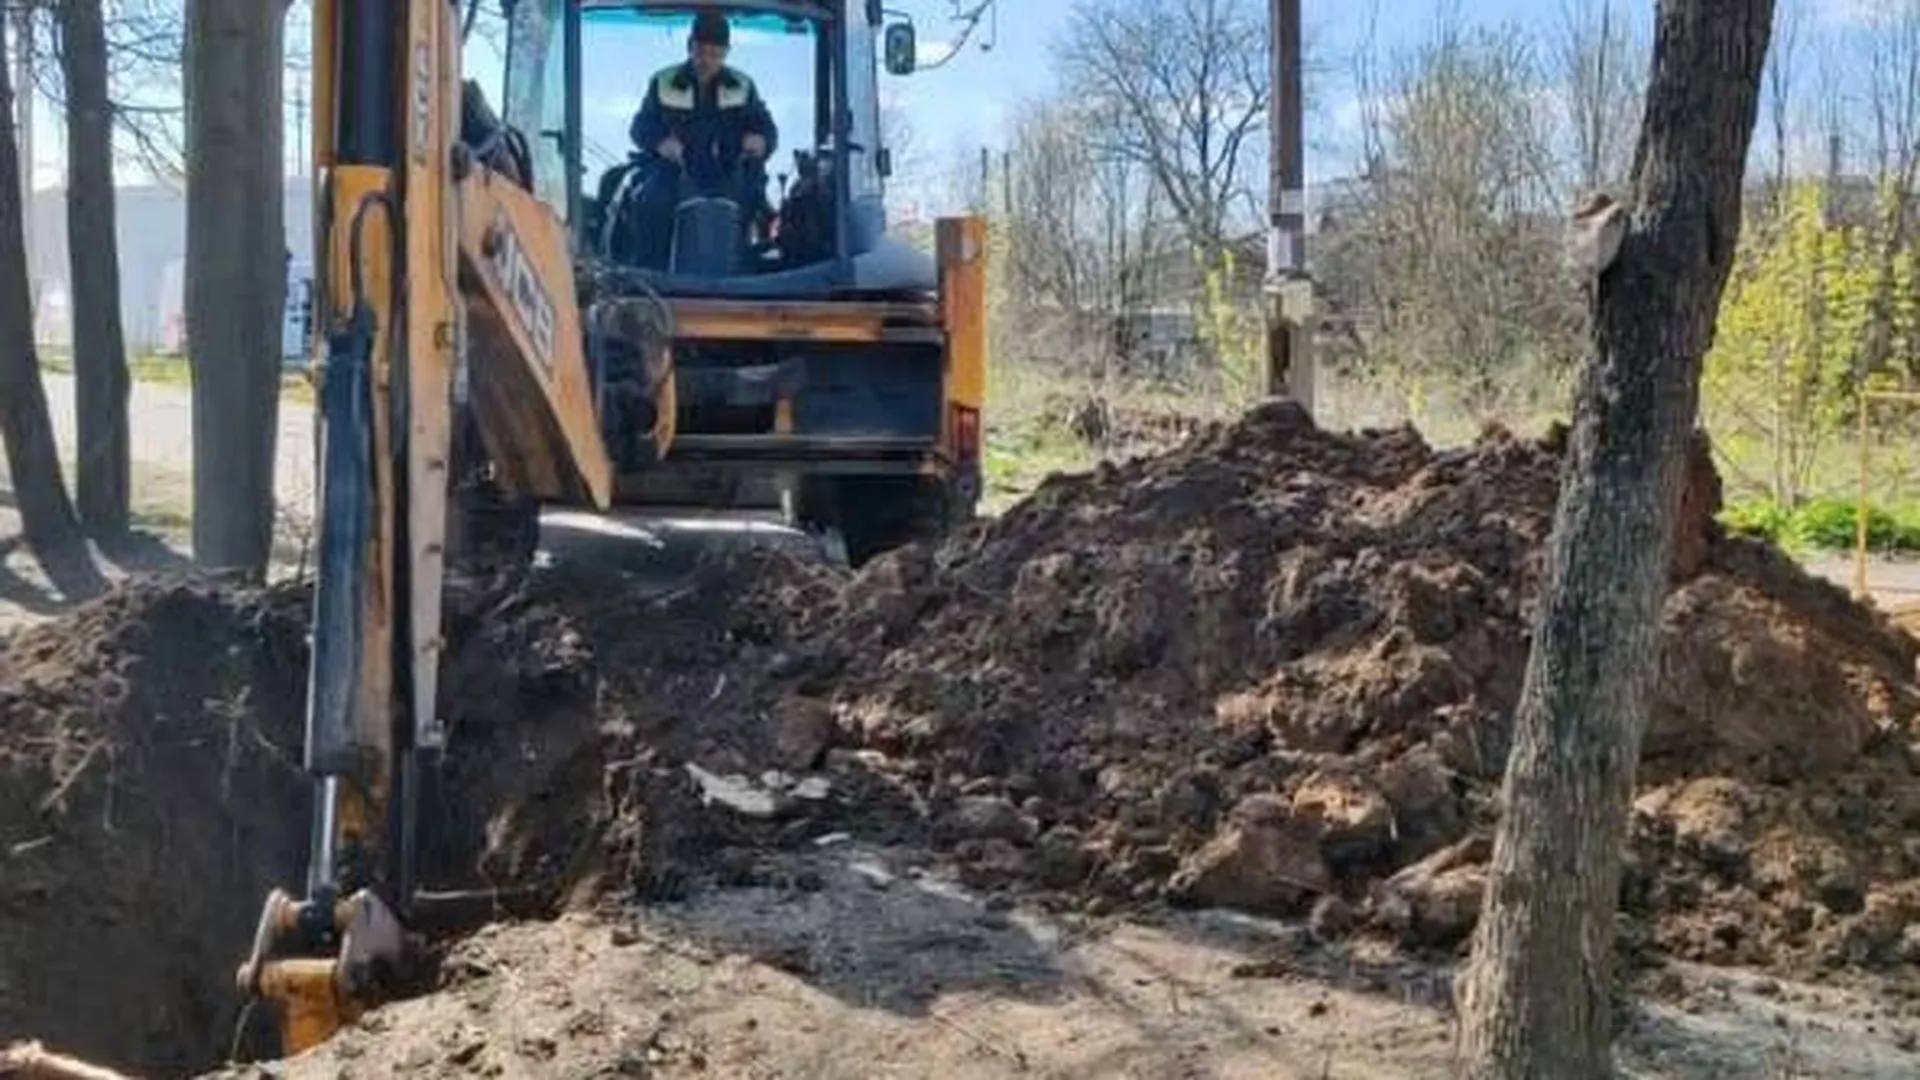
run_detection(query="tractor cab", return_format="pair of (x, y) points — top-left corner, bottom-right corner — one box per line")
(486, 0), (984, 566)
(501, 0), (929, 299)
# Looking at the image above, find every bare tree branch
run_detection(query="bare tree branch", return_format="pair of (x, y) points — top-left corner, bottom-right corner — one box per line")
(1055, 0), (1269, 259)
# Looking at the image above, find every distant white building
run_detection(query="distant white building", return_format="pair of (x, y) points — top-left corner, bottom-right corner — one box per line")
(151, 254), (313, 361)
(27, 180), (314, 357)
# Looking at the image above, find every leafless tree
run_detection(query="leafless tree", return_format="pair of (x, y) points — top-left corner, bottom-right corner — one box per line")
(1554, 0), (1646, 195)
(995, 100), (1180, 375)
(1858, 0), (1920, 379)
(55, 0), (131, 537)
(1004, 105), (1132, 314)
(1811, 25), (1848, 204)
(1766, 0), (1799, 194)
(183, 0), (286, 575)
(1003, 104), (1088, 315)
(1866, 1), (1920, 193)
(103, 0), (188, 182)
(1054, 0), (1268, 260)
(13, 1), (193, 185)
(0, 7), (100, 598)
(1454, 1), (1775, 1076)
(1319, 15), (1577, 420)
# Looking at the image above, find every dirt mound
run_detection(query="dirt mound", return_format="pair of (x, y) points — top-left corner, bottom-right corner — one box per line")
(0, 579), (310, 1075)
(755, 402), (1920, 973)
(8, 400), (1920, 1073)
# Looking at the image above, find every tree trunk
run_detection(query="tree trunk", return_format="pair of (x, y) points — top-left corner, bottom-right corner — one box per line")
(0, 9), (101, 601)
(58, 0), (130, 538)
(183, 0), (285, 576)
(1453, 3), (1774, 1078)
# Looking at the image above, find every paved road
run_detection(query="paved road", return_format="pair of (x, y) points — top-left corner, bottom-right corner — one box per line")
(1801, 554), (1920, 609)
(25, 372), (318, 520)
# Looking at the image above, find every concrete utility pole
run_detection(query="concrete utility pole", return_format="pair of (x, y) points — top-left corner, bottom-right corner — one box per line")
(1265, 0), (1313, 412)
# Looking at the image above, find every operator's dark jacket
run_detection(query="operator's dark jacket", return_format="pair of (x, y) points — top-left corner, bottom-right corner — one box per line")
(629, 61), (778, 189)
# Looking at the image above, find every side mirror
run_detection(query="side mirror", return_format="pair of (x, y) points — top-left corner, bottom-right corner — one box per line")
(884, 22), (916, 75)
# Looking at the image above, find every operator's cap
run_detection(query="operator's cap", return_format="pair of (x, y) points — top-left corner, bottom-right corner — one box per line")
(691, 10), (730, 47)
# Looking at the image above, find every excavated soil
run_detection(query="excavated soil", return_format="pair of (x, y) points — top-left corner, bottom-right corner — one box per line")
(0, 559), (842, 1075)
(0, 582), (311, 1074)
(6, 400), (1920, 1074)
(746, 402), (1920, 978)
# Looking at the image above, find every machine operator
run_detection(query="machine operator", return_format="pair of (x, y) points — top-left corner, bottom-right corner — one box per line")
(627, 9), (779, 269)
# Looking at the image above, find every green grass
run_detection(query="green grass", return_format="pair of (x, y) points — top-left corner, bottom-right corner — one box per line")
(128, 354), (192, 387)
(38, 351), (314, 405)
(976, 356), (1240, 512)
(1705, 411), (1920, 555)
(130, 504), (191, 532)
(1720, 495), (1920, 555)
(982, 416), (1091, 509)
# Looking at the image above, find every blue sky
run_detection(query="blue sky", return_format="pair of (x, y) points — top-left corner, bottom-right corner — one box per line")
(882, 0), (1547, 150)
(869, 0), (1886, 189)
(15, 0), (1883, 197)
(865, 0), (1643, 216)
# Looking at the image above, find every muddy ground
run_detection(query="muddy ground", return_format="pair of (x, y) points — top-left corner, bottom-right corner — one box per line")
(5, 402), (1920, 1077)
(208, 843), (1920, 1080)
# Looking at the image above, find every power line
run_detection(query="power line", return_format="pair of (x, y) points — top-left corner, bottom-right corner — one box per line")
(913, 1), (999, 71)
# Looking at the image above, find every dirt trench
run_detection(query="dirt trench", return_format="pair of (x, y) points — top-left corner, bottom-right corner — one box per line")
(0, 582), (310, 1074)
(0, 553), (812, 1075)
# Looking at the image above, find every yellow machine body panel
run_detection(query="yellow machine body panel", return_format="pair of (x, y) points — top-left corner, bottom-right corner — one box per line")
(399, 0), (461, 744)
(669, 297), (920, 343)
(456, 171), (615, 507)
(938, 215), (989, 428)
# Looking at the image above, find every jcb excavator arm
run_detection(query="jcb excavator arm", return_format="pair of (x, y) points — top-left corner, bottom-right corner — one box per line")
(234, 0), (614, 1055)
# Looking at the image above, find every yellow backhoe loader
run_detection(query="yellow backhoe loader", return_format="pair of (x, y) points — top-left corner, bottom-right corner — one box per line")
(229, 0), (986, 1056)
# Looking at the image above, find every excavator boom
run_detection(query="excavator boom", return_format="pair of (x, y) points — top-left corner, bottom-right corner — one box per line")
(235, 0), (613, 1053)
